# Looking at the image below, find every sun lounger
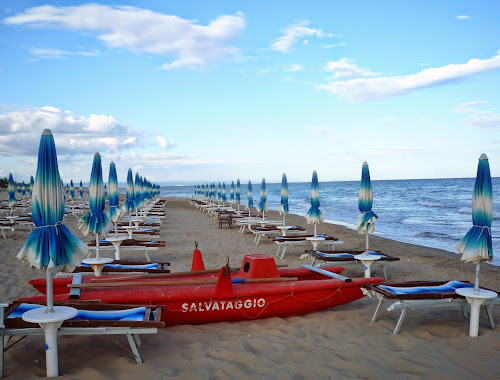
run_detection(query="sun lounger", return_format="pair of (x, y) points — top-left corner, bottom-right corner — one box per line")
(269, 235), (344, 259)
(87, 239), (166, 262)
(249, 225), (306, 245)
(362, 281), (499, 334)
(109, 228), (160, 240)
(303, 250), (400, 280)
(1, 301), (164, 373)
(74, 260), (170, 273)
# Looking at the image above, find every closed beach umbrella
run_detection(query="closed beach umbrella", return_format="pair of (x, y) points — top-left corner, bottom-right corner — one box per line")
(456, 154), (493, 285)
(222, 182), (227, 202)
(356, 162), (378, 250)
(236, 179), (241, 212)
(17, 130), (87, 377)
(230, 181), (235, 203)
(107, 161), (123, 233)
(134, 172), (143, 212)
(7, 173), (16, 212)
(29, 175), (34, 198)
(257, 177), (268, 220)
(247, 180), (254, 216)
(455, 153), (497, 337)
(279, 173), (289, 225)
(69, 179), (75, 200)
(306, 170), (325, 236)
(21, 181), (26, 198)
(78, 153), (112, 259)
(122, 168), (136, 215)
(79, 180), (84, 200)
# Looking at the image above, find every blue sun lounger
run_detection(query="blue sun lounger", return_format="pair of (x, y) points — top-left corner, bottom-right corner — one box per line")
(1, 301), (164, 376)
(362, 281), (499, 334)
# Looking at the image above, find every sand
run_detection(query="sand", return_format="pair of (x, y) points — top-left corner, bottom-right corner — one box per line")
(1, 196), (499, 379)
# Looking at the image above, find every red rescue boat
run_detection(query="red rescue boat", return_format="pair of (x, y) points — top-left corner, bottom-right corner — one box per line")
(24, 254), (383, 326)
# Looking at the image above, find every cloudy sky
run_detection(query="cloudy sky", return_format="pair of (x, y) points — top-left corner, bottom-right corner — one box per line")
(1, 1), (499, 184)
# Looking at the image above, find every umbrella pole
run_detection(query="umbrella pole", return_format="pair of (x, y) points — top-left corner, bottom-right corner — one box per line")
(114, 220), (118, 237)
(283, 214), (286, 226)
(314, 224), (317, 237)
(46, 271), (54, 314)
(366, 234), (369, 251)
(96, 232), (100, 261)
(474, 261), (480, 294)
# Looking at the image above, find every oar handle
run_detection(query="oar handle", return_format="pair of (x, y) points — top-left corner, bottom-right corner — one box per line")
(70, 277), (298, 288)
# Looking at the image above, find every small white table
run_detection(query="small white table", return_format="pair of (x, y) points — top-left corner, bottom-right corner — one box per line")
(81, 257), (114, 277)
(104, 235), (128, 260)
(306, 236), (325, 251)
(456, 287), (498, 337)
(123, 225), (137, 239)
(22, 306), (78, 377)
(276, 226), (293, 236)
(5, 216), (18, 230)
(354, 253), (381, 278)
(131, 219), (143, 228)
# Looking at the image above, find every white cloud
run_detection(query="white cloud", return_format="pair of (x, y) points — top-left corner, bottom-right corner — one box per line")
(0, 105), (172, 155)
(317, 51), (500, 102)
(453, 101), (488, 113)
(323, 42), (347, 48)
(283, 64), (305, 72)
(456, 15), (470, 20)
(270, 20), (332, 52)
(465, 112), (500, 130)
(324, 58), (378, 79)
(28, 47), (100, 59)
(4, 4), (245, 70)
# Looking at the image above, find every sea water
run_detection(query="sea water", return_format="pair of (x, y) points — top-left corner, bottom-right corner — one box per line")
(155, 178), (500, 266)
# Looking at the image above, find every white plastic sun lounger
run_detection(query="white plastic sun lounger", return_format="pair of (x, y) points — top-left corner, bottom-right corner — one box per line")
(362, 281), (499, 334)
(1, 301), (164, 375)
(270, 235), (344, 259)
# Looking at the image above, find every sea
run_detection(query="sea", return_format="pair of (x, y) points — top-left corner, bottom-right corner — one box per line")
(154, 178), (500, 267)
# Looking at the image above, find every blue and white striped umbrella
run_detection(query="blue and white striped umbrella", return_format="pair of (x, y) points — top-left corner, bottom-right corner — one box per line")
(218, 182), (222, 201)
(21, 181), (26, 198)
(107, 161), (123, 225)
(65, 184), (69, 196)
(222, 182), (227, 202)
(78, 153), (112, 238)
(356, 162), (378, 249)
(122, 168), (135, 214)
(29, 175), (34, 198)
(236, 179), (241, 203)
(279, 173), (289, 224)
(17, 129), (87, 274)
(257, 177), (268, 219)
(247, 180), (254, 214)
(69, 179), (75, 200)
(79, 180), (84, 200)
(134, 172), (143, 211)
(7, 173), (16, 210)
(306, 170), (325, 235)
(230, 181), (235, 203)
(456, 154), (493, 291)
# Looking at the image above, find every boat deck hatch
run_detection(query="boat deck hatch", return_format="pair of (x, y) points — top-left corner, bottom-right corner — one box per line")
(239, 254), (279, 279)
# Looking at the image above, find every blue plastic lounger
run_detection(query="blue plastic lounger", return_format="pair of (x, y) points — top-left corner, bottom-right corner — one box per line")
(1, 301), (164, 372)
(362, 281), (499, 334)
(304, 250), (400, 280)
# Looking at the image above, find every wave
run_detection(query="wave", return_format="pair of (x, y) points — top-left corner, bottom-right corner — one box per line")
(416, 199), (456, 209)
(415, 231), (456, 241)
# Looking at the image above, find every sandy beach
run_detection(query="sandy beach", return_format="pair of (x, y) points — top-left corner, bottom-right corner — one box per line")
(1, 196), (499, 379)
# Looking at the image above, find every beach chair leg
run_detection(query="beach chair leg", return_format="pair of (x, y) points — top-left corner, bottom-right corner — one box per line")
(276, 246), (281, 257)
(485, 305), (495, 329)
(144, 251), (151, 262)
(126, 333), (144, 364)
(280, 246), (287, 260)
(393, 309), (408, 334)
(372, 299), (384, 323)
(1, 229), (5, 239)
(381, 264), (388, 281)
(461, 305), (469, 319)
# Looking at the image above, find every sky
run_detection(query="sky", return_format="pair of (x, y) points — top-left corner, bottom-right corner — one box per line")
(1, 1), (500, 185)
